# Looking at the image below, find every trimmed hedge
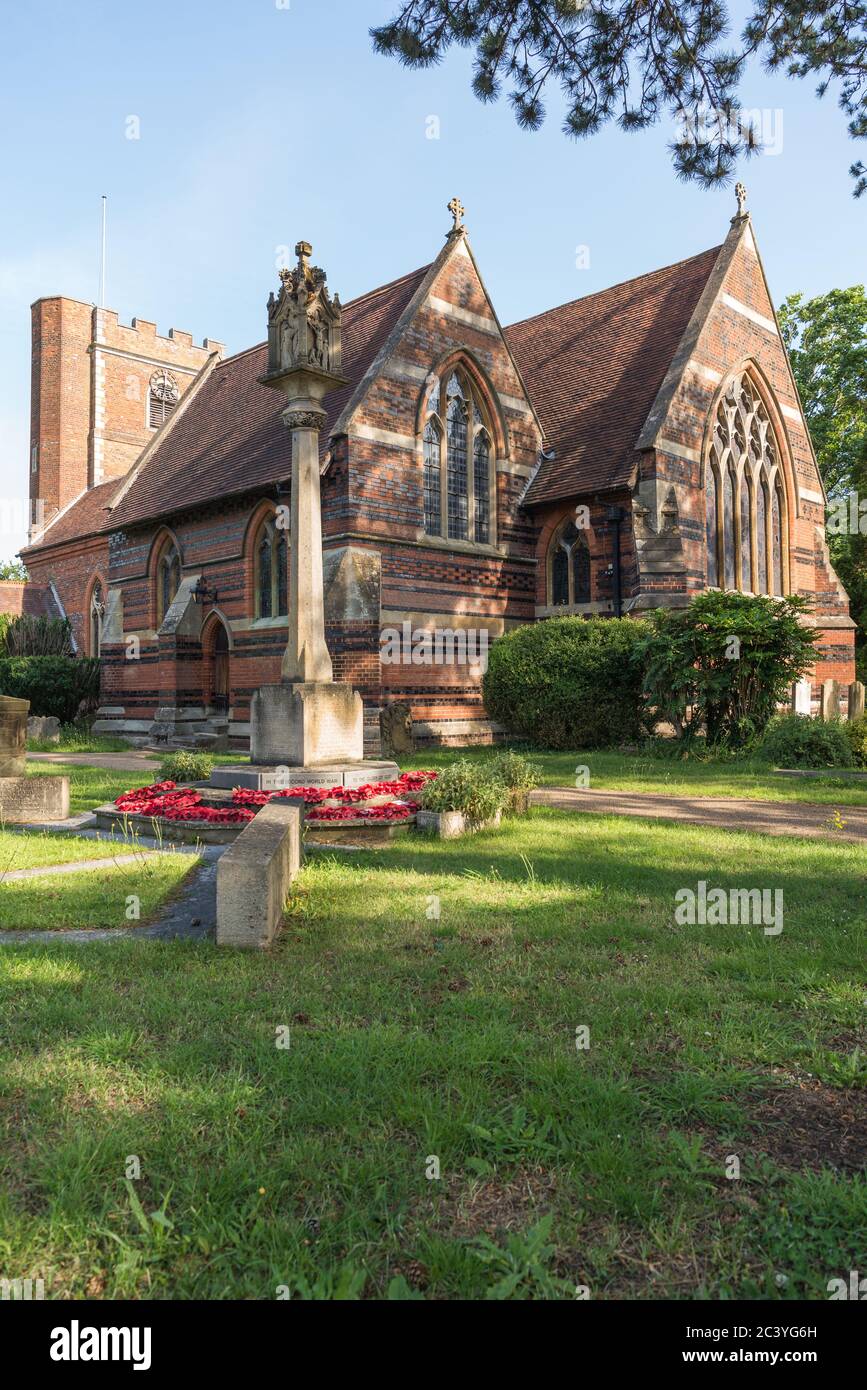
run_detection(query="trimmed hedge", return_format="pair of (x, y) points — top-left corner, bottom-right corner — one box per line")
(0, 656), (101, 724)
(483, 617), (651, 749)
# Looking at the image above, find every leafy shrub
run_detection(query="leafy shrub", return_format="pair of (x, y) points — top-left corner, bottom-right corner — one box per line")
(760, 714), (855, 769)
(639, 592), (819, 749)
(421, 758), (507, 821)
(483, 617), (650, 750)
(490, 750), (541, 810)
(845, 715), (867, 768)
(159, 750), (214, 785)
(0, 656), (100, 723)
(0, 614), (74, 657)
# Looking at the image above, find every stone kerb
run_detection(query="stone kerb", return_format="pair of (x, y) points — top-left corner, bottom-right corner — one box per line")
(216, 800), (303, 949)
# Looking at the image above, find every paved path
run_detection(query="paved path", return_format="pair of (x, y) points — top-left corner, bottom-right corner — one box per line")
(0, 839), (224, 946)
(1, 852), (157, 882)
(28, 751), (161, 774)
(532, 787), (867, 842)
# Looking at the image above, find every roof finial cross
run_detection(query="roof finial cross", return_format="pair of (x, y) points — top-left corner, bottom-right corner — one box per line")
(735, 182), (748, 217)
(448, 196), (465, 232)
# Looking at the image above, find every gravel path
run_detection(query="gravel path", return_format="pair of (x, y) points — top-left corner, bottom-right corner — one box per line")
(532, 787), (867, 842)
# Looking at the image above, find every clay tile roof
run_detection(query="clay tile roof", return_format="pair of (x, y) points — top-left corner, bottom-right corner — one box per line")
(505, 245), (722, 506)
(102, 263), (431, 532)
(20, 478), (117, 555)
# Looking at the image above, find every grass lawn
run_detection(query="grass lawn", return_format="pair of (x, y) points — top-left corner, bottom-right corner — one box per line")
(0, 808), (863, 1299)
(26, 764), (151, 815)
(27, 732), (134, 754)
(403, 746), (867, 807)
(0, 829), (171, 873)
(0, 851), (199, 931)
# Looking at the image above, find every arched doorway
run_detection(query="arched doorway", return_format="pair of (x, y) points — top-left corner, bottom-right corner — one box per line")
(212, 624), (230, 714)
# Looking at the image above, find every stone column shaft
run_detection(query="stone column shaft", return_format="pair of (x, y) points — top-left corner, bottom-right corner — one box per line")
(282, 407), (333, 684)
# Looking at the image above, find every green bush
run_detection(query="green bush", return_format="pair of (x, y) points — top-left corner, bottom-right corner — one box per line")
(0, 656), (100, 724)
(760, 714), (855, 769)
(490, 750), (541, 810)
(483, 617), (650, 750)
(159, 750), (214, 785)
(639, 591), (820, 750)
(845, 715), (867, 768)
(0, 614), (74, 657)
(421, 759), (507, 821)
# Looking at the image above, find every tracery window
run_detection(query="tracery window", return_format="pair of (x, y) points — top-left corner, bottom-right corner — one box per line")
(421, 366), (494, 544)
(547, 518), (591, 607)
(254, 515), (288, 620)
(89, 580), (104, 657)
(706, 373), (788, 596)
(155, 543), (182, 626)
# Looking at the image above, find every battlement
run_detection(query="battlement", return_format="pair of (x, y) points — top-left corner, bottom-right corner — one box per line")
(30, 295), (225, 517)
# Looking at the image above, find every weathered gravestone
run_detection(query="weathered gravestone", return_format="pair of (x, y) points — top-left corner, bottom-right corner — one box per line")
(792, 680), (812, 716)
(0, 695), (28, 776)
(849, 681), (866, 722)
(820, 679), (840, 722)
(0, 695), (70, 823)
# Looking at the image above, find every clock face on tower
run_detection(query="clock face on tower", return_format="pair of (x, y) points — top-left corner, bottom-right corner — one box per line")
(149, 369), (180, 405)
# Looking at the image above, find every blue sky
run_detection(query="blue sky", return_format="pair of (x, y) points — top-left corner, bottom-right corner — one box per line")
(0, 0), (863, 557)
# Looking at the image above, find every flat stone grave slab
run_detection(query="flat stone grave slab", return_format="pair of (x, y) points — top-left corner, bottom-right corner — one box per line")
(0, 775), (70, 824)
(209, 760), (400, 792)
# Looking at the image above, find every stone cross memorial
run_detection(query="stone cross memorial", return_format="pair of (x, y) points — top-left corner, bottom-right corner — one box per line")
(210, 242), (398, 793)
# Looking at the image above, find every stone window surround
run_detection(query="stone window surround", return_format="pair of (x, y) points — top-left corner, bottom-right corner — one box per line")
(546, 514), (593, 608)
(705, 369), (791, 597)
(252, 512), (288, 621)
(420, 362), (498, 548)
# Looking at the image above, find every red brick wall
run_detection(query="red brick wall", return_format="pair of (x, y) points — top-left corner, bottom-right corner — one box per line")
(24, 540), (110, 652)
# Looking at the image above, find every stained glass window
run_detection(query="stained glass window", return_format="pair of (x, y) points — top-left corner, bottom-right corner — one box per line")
(277, 532), (288, 616)
(756, 482), (768, 595)
(446, 396), (468, 541)
(421, 368), (494, 544)
(423, 420), (441, 536)
(474, 430), (490, 543)
(739, 475), (752, 591)
(724, 468), (736, 590)
(258, 534), (273, 618)
(771, 482), (783, 596)
(552, 547), (569, 606)
(157, 546), (181, 625)
(706, 465), (719, 587)
(90, 581), (103, 657)
(548, 520), (591, 607)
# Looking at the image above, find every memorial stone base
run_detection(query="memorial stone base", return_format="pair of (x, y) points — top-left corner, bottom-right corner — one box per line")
(250, 682), (365, 767)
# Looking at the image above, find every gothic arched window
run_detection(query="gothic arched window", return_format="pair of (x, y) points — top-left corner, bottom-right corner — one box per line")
(156, 542), (182, 626)
(148, 369), (180, 429)
(423, 419), (442, 536)
(547, 518), (591, 607)
(420, 366), (494, 544)
(254, 515), (288, 620)
(89, 580), (104, 657)
(706, 372), (789, 596)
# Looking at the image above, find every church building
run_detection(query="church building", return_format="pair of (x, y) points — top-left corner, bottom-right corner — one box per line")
(19, 194), (855, 750)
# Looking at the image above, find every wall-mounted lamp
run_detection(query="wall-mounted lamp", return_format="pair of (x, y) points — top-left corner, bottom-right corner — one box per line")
(192, 579), (218, 605)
